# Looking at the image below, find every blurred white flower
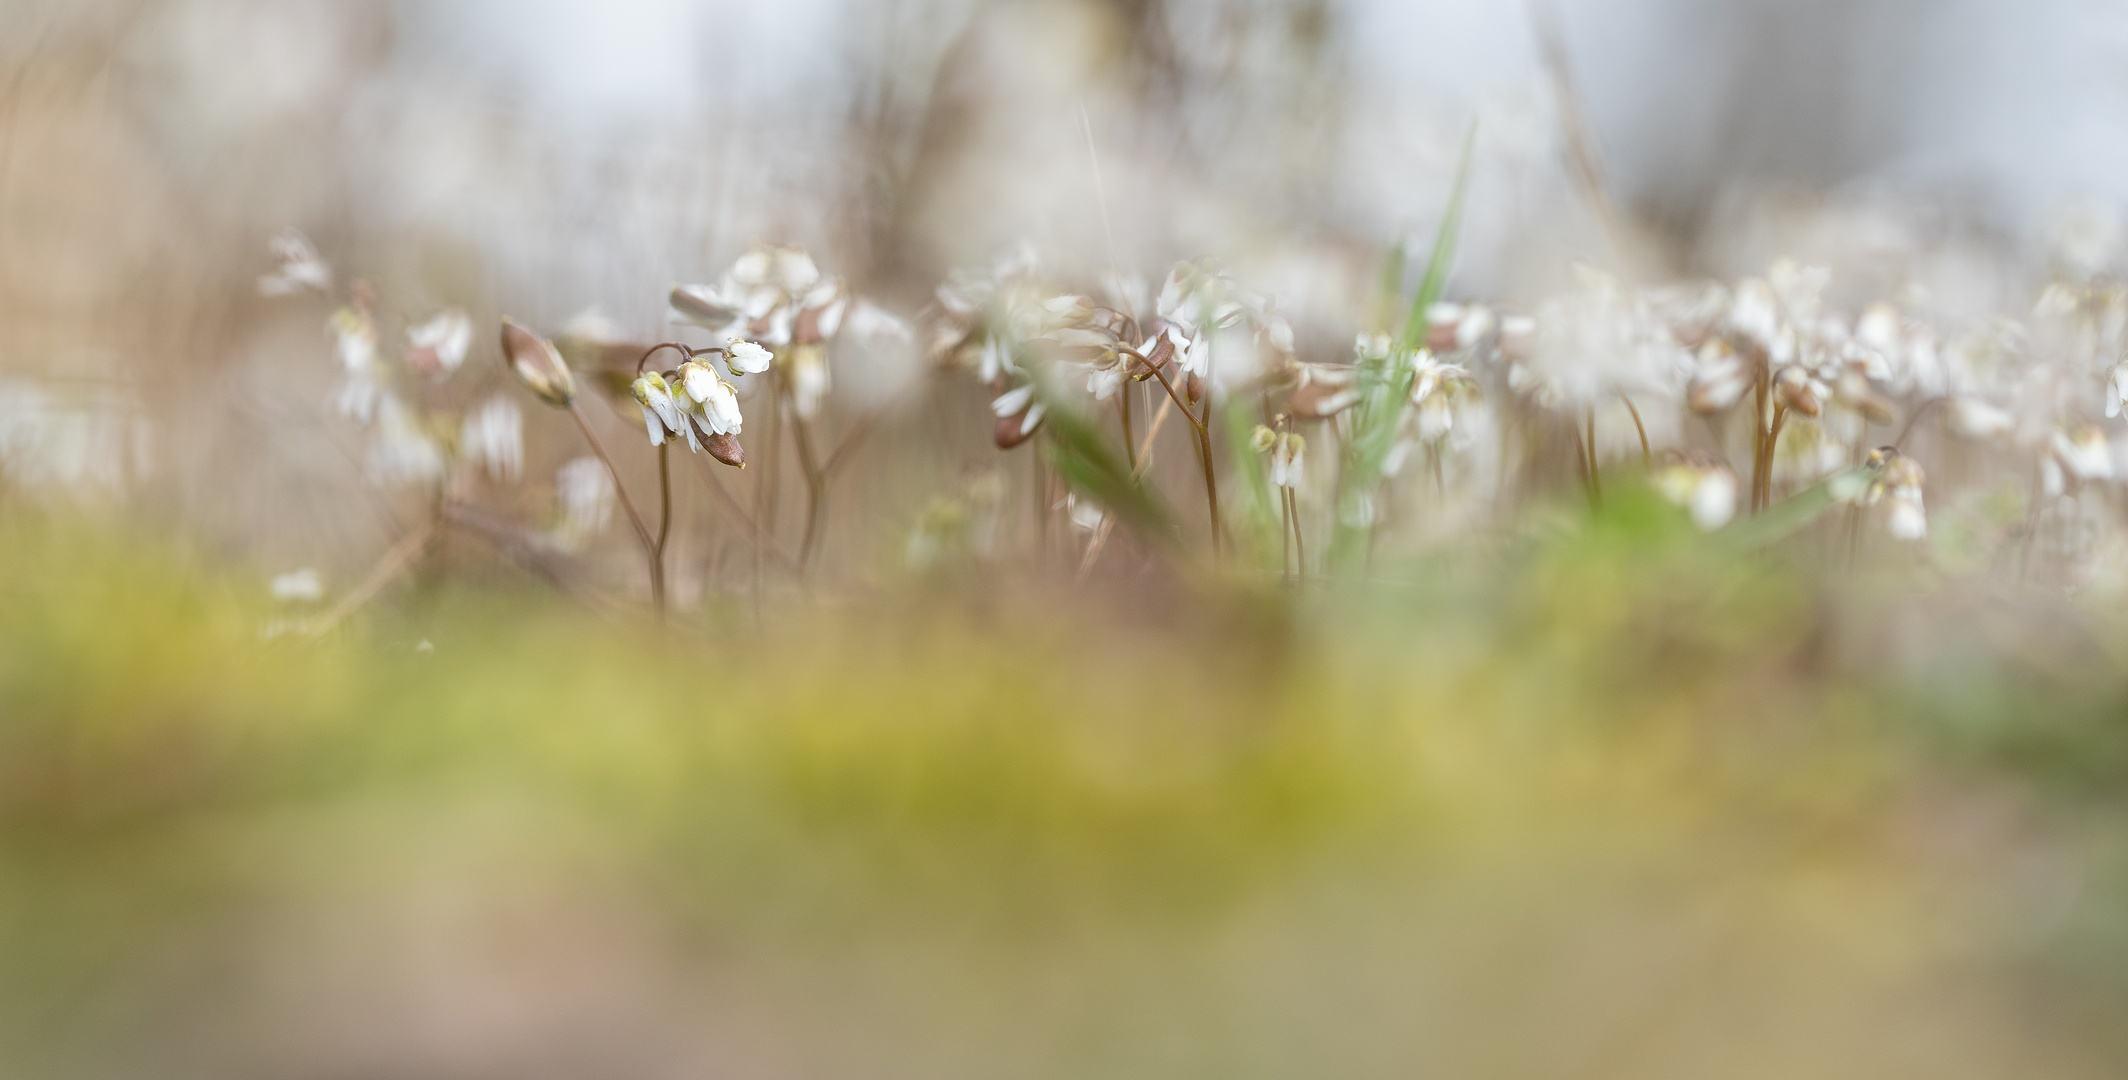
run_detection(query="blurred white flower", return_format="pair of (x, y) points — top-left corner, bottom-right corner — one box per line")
(1656, 460), (1738, 531)
(789, 346), (831, 419)
(991, 381), (1044, 442)
(367, 396), (445, 487)
(258, 229), (332, 296)
(1950, 396), (2015, 438)
(1066, 493), (1107, 532)
(553, 456), (614, 548)
(2054, 426), (2115, 481)
(270, 568), (325, 604)
(460, 396), (523, 481)
(406, 309), (473, 377)
(330, 306), (385, 423)
(1267, 431), (1305, 489)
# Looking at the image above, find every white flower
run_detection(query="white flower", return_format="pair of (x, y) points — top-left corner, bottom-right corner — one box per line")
(992, 382), (1037, 417)
(1949, 396), (2014, 438)
(367, 396), (445, 487)
(725, 340), (772, 375)
(270, 568), (324, 603)
(1066, 494), (1107, 532)
(2054, 426), (2114, 481)
(330, 306), (385, 423)
(1267, 432), (1305, 489)
(1087, 365), (1125, 400)
(1687, 342), (1751, 414)
(258, 229), (333, 296)
(2107, 364), (2128, 419)
(848, 300), (913, 343)
(633, 373), (688, 448)
(406, 309), (473, 376)
(1655, 462), (1738, 531)
(1887, 488), (1928, 541)
(689, 373), (744, 435)
(460, 396), (523, 481)
(977, 336), (1015, 383)
(991, 382), (1044, 437)
(789, 346), (830, 419)
(553, 456), (613, 548)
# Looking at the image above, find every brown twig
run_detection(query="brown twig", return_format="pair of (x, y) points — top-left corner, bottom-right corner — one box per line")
(303, 524), (434, 639)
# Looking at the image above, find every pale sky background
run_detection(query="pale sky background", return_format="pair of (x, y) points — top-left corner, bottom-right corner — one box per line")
(391, 0), (2128, 231)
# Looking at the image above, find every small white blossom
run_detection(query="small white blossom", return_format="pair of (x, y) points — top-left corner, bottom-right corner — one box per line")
(367, 396), (445, 487)
(553, 457), (614, 548)
(270, 568), (325, 603)
(460, 396), (524, 481)
(258, 230), (333, 296)
(406, 309), (473, 377)
(725, 340), (773, 375)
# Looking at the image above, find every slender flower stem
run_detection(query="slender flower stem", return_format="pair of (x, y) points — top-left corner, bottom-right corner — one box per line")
(1584, 405), (1603, 508)
(1120, 383), (1136, 471)
(1288, 486), (1305, 575)
(656, 441), (672, 599)
(568, 399), (664, 614)
(789, 404), (828, 571)
(1618, 393), (1651, 469)
(1144, 362), (1221, 559)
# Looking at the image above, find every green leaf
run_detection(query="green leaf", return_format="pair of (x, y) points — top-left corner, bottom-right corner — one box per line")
(1330, 120), (1478, 572)
(1716, 468), (1869, 553)
(1396, 120), (1478, 356)
(1041, 403), (1176, 553)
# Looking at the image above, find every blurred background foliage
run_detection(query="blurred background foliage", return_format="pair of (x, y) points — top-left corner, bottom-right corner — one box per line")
(4, 502), (2128, 1076)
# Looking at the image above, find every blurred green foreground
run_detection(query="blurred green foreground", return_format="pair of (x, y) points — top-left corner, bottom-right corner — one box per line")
(4, 502), (2128, 1080)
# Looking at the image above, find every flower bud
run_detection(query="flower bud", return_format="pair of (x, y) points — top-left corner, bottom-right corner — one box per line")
(1773, 364), (1821, 417)
(724, 340), (773, 375)
(501, 318), (575, 408)
(670, 284), (741, 328)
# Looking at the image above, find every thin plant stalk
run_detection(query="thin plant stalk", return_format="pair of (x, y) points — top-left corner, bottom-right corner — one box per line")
(1619, 393), (1651, 469)
(1143, 360), (1221, 559)
(787, 397), (828, 570)
(656, 442), (672, 609)
(1585, 405), (1603, 508)
(567, 399), (664, 614)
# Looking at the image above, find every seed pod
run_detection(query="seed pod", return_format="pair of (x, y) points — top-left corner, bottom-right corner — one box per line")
(1135, 331), (1175, 377)
(670, 284), (740, 328)
(705, 432), (746, 468)
(500, 318), (576, 408)
(994, 411), (1040, 449)
(1186, 371), (1205, 404)
(1289, 379), (1359, 419)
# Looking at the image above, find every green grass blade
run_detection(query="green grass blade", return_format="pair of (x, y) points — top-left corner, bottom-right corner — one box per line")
(1041, 403), (1177, 553)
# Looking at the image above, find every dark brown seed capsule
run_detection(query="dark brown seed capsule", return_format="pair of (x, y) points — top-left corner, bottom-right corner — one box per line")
(705, 433), (745, 468)
(995, 412), (1040, 449)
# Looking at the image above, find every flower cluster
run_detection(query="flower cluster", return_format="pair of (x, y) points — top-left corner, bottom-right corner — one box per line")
(627, 341), (766, 468)
(264, 231), (519, 494)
